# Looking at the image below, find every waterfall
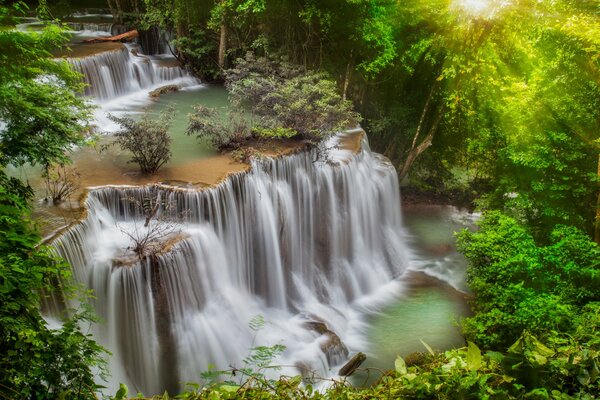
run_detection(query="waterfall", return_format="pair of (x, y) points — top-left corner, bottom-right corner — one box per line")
(139, 26), (175, 56)
(67, 22), (113, 33)
(66, 44), (196, 101)
(50, 132), (409, 395)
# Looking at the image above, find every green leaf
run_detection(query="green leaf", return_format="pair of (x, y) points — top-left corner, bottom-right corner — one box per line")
(115, 383), (128, 400)
(395, 355), (407, 375)
(466, 341), (482, 371)
(219, 385), (239, 393)
(419, 339), (435, 355)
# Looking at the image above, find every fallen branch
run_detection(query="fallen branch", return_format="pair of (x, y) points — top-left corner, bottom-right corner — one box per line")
(339, 352), (367, 377)
(83, 29), (139, 43)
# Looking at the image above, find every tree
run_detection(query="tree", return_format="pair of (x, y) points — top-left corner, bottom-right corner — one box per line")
(0, 0), (91, 170)
(0, 2), (106, 397)
(457, 0), (600, 236)
(456, 211), (600, 349)
(108, 107), (175, 174)
(118, 192), (182, 261)
(0, 180), (106, 399)
(225, 53), (359, 142)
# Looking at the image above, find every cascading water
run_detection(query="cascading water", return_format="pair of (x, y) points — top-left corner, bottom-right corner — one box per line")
(66, 44), (195, 101)
(49, 131), (410, 395)
(139, 26), (175, 56)
(66, 22), (113, 34)
(59, 20), (200, 131)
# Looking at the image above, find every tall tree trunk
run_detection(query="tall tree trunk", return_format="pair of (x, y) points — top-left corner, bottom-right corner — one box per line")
(114, 0), (124, 24)
(342, 53), (354, 101)
(132, 0), (140, 15)
(107, 0), (117, 21)
(218, 3), (227, 70)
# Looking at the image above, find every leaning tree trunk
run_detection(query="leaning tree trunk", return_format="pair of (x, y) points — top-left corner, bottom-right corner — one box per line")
(398, 109), (444, 181)
(398, 82), (443, 182)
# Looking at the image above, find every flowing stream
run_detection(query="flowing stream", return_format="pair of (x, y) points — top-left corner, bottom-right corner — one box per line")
(34, 18), (471, 396)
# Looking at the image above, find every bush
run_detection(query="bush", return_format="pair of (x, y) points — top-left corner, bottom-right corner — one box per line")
(108, 107), (175, 174)
(114, 325), (599, 399)
(187, 54), (359, 151)
(457, 212), (600, 349)
(0, 178), (106, 399)
(226, 53), (359, 142)
(187, 105), (252, 150)
(43, 164), (80, 205)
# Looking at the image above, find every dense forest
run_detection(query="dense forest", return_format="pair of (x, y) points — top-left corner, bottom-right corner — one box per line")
(1, 0), (599, 399)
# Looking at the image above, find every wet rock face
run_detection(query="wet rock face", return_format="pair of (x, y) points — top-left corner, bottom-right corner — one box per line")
(149, 84), (179, 98)
(304, 320), (349, 366)
(111, 232), (189, 268)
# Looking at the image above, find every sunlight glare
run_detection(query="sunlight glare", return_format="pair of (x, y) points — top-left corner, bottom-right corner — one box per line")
(454, 0), (493, 17)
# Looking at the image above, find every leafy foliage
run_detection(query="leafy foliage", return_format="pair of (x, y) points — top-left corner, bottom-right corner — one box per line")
(170, 29), (220, 80)
(457, 212), (600, 349)
(108, 107), (175, 174)
(187, 54), (358, 150)
(113, 324), (599, 399)
(226, 53), (359, 142)
(187, 105), (253, 150)
(0, 3), (106, 398)
(0, 179), (106, 399)
(0, 0), (91, 169)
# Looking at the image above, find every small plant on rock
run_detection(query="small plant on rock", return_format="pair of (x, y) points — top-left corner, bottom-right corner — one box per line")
(118, 190), (184, 261)
(42, 163), (80, 205)
(187, 105), (252, 150)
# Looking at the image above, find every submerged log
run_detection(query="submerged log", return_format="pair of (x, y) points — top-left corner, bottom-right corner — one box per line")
(339, 352), (367, 377)
(83, 29), (139, 43)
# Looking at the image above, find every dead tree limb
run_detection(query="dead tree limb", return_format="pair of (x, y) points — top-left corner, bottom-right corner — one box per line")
(83, 30), (139, 43)
(339, 352), (367, 377)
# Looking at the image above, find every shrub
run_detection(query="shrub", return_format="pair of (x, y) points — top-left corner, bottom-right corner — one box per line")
(42, 164), (80, 205)
(186, 105), (252, 150)
(457, 211), (600, 349)
(108, 107), (175, 174)
(0, 179), (106, 399)
(226, 53), (359, 142)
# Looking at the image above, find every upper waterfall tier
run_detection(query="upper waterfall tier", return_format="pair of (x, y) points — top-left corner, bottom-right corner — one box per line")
(66, 44), (196, 100)
(50, 132), (409, 395)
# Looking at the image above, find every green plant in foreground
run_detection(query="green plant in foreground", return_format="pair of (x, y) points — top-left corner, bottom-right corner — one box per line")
(457, 211), (600, 349)
(113, 324), (598, 399)
(0, 179), (107, 400)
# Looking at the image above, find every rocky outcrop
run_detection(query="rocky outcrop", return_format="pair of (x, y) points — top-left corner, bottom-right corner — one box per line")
(304, 320), (349, 366)
(149, 84), (179, 98)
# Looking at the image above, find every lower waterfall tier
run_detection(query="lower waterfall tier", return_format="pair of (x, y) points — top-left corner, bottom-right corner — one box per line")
(49, 133), (409, 395)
